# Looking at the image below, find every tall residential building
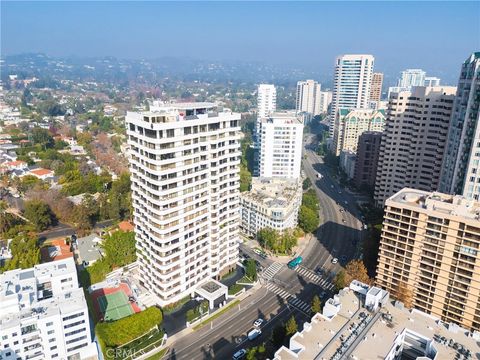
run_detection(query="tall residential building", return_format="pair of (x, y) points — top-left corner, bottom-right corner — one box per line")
(376, 188), (480, 331)
(126, 102), (241, 306)
(332, 108), (385, 156)
(257, 84), (277, 119)
(374, 86), (456, 207)
(295, 80), (322, 116)
(424, 76), (441, 87)
(369, 72), (384, 106)
(388, 69), (441, 98)
(240, 177), (302, 237)
(317, 90), (332, 114)
(258, 111), (303, 179)
(398, 69), (426, 87)
(329, 54), (375, 136)
(440, 52), (480, 201)
(0, 258), (98, 360)
(353, 131), (383, 190)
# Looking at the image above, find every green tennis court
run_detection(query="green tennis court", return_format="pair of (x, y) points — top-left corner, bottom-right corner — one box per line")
(98, 291), (134, 321)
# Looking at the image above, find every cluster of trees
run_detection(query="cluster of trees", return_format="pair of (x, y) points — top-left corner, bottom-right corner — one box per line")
(91, 133), (128, 175)
(0, 204), (40, 272)
(272, 315), (298, 349)
(245, 344), (267, 360)
(24, 173), (132, 234)
(334, 259), (372, 291)
(298, 189), (320, 233)
(83, 230), (136, 285)
(244, 258), (257, 281)
(24, 199), (56, 231)
(257, 228), (298, 255)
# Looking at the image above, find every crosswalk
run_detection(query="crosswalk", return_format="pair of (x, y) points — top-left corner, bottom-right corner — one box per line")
(265, 282), (311, 314)
(261, 262), (284, 281)
(295, 266), (336, 291)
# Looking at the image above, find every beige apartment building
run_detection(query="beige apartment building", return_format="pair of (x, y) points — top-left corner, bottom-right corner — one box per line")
(332, 108), (385, 156)
(369, 72), (384, 106)
(240, 177), (302, 237)
(376, 188), (480, 331)
(374, 86), (456, 207)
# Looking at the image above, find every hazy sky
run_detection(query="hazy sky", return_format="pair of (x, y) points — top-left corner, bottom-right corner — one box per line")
(2, 1), (479, 81)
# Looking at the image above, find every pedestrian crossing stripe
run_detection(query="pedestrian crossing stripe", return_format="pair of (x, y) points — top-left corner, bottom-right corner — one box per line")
(261, 262), (284, 281)
(294, 266), (335, 291)
(265, 282), (311, 314)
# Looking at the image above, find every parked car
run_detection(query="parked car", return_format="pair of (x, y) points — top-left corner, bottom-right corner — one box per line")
(253, 318), (264, 327)
(248, 328), (262, 341)
(331, 258), (338, 264)
(315, 267), (323, 276)
(232, 349), (247, 360)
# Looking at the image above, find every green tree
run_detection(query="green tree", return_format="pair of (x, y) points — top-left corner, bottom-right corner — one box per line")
(31, 127), (54, 148)
(257, 227), (278, 250)
(285, 316), (298, 336)
(245, 259), (257, 281)
(0, 201), (20, 234)
(311, 294), (322, 314)
(302, 177), (312, 190)
(102, 231), (136, 268)
(298, 205), (319, 233)
(24, 199), (55, 231)
(302, 189), (318, 211)
(2, 233), (40, 271)
(334, 269), (347, 291)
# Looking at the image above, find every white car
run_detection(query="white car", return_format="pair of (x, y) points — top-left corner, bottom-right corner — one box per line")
(253, 318), (264, 327)
(331, 258), (338, 264)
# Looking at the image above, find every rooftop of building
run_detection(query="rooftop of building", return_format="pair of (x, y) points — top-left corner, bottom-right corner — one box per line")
(76, 233), (104, 264)
(338, 108), (385, 118)
(40, 238), (73, 263)
(240, 177), (301, 209)
(388, 188), (480, 221)
(126, 101), (237, 123)
(0, 258), (87, 329)
(260, 111), (303, 125)
(274, 281), (480, 360)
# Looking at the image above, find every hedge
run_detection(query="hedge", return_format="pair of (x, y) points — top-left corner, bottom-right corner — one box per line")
(96, 307), (163, 347)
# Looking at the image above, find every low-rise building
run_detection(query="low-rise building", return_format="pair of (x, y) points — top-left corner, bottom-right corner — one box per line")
(240, 177), (302, 237)
(0, 258), (98, 360)
(273, 280), (479, 360)
(76, 234), (104, 267)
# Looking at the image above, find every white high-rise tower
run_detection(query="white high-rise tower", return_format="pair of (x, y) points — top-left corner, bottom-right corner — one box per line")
(329, 54), (375, 136)
(126, 102), (241, 305)
(257, 84), (276, 118)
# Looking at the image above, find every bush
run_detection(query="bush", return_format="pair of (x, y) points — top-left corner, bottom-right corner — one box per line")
(228, 283), (244, 295)
(186, 301), (209, 322)
(96, 307), (163, 347)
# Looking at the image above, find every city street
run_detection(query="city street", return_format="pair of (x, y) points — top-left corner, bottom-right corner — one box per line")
(165, 134), (366, 359)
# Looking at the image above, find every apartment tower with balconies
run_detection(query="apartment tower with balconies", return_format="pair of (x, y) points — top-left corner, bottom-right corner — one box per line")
(126, 102), (241, 305)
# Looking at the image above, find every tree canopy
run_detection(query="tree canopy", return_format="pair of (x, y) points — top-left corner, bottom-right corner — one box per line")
(298, 205), (319, 233)
(257, 228), (297, 255)
(24, 199), (55, 231)
(334, 259), (372, 290)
